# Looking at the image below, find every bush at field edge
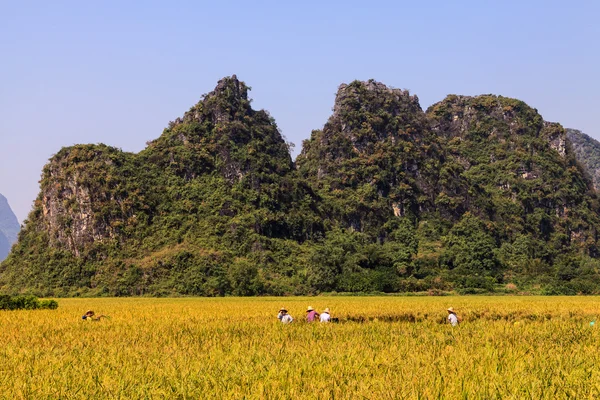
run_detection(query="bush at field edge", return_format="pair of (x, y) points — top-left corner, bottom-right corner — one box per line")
(0, 295), (59, 310)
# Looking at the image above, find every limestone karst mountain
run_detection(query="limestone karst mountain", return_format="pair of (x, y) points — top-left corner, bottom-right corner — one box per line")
(2, 76), (600, 296)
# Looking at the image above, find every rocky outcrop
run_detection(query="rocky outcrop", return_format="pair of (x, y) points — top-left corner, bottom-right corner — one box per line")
(299, 79), (431, 169)
(297, 79), (442, 233)
(37, 145), (144, 257)
(427, 94), (597, 248)
(545, 122), (567, 157)
(145, 75), (293, 184)
(172, 74), (250, 126)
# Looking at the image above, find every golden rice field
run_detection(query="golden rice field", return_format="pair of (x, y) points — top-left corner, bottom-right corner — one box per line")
(2, 296), (600, 399)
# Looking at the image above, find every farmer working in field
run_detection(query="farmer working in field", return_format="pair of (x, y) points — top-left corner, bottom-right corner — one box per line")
(320, 308), (331, 323)
(277, 307), (293, 324)
(82, 310), (109, 321)
(447, 307), (461, 326)
(306, 306), (320, 322)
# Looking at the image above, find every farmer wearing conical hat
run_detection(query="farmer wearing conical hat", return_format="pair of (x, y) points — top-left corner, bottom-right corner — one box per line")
(277, 307), (293, 324)
(306, 306), (320, 322)
(81, 310), (109, 321)
(447, 307), (460, 326)
(320, 307), (331, 323)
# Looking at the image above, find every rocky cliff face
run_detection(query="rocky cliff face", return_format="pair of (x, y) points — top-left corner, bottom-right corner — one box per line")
(296, 80), (442, 234)
(426, 95), (597, 250)
(23, 76), (297, 259)
(0, 194), (19, 261)
(37, 145), (144, 257)
(426, 96), (586, 219)
(144, 75), (293, 184)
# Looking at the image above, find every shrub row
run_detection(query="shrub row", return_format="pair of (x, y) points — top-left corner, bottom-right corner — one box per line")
(0, 295), (59, 310)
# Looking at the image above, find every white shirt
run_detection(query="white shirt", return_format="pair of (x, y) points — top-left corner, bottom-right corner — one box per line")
(448, 313), (458, 326)
(280, 314), (293, 324)
(320, 312), (331, 322)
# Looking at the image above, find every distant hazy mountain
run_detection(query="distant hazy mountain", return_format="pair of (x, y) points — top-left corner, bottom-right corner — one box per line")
(0, 194), (20, 261)
(0, 231), (9, 261)
(566, 129), (600, 191)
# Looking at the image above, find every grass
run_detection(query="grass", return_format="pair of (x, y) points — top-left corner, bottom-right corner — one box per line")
(1, 296), (600, 399)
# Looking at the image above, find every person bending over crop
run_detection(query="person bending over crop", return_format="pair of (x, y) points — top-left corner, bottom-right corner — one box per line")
(306, 306), (320, 322)
(320, 308), (331, 323)
(277, 307), (293, 324)
(447, 307), (461, 326)
(82, 310), (109, 321)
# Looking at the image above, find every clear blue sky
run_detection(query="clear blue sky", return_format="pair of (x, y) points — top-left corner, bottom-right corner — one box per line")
(1, 1), (599, 223)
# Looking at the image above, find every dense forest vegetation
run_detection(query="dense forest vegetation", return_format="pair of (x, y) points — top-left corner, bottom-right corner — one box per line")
(2, 76), (600, 296)
(0, 295), (58, 310)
